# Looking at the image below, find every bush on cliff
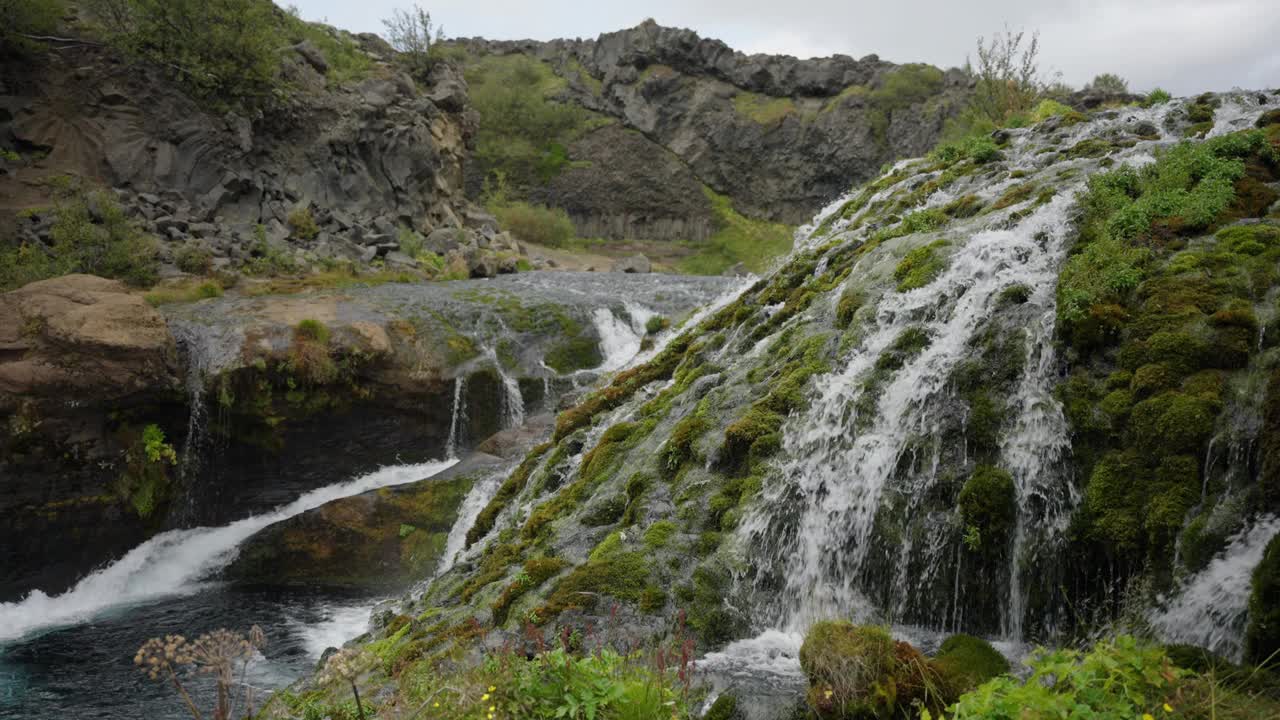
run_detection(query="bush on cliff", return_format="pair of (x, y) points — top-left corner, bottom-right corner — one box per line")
(91, 0), (282, 108)
(0, 0), (64, 55)
(0, 184), (158, 291)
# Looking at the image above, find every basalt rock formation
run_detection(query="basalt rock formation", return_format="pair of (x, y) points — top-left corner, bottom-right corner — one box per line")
(452, 20), (972, 238)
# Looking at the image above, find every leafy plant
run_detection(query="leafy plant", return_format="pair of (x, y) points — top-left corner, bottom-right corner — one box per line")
(945, 636), (1180, 719)
(382, 3), (442, 77)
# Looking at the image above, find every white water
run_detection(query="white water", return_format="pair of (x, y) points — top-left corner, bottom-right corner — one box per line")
(1149, 515), (1280, 661)
(435, 463), (507, 577)
(0, 459), (456, 644)
(498, 367), (525, 430)
(591, 307), (647, 372)
(444, 376), (466, 458)
(291, 600), (381, 660)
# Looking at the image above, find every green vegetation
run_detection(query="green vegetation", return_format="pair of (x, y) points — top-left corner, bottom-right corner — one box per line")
(287, 207), (320, 240)
(929, 135), (1001, 165)
(1246, 534), (1280, 665)
(865, 64), (945, 145)
(490, 198), (576, 248)
(144, 279), (224, 306)
(677, 187), (795, 275)
(957, 466), (1016, 552)
(1, 0), (64, 55)
(116, 423), (177, 518)
(1031, 98), (1085, 124)
(932, 634), (1010, 693)
(733, 92), (796, 125)
(464, 52), (598, 187)
(944, 635), (1280, 720)
(1143, 88), (1173, 107)
(893, 240), (949, 291)
(0, 183), (158, 291)
(1086, 73), (1129, 94)
(799, 622), (946, 719)
(93, 0), (282, 109)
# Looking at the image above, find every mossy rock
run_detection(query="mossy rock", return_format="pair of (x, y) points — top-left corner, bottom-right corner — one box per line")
(933, 634), (1010, 694)
(799, 622), (905, 719)
(704, 693), (746, 720)
(957, 466), (1016, 548)
(225, 455), (496, 590)
(1246, 533), (1280, 666)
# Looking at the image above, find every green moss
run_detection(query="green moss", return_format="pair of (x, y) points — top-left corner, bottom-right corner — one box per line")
(1246, 534), (1280, 665)
(798, 622), (899, 719)
(893, 240), (949, 291)
(721, 406), (785, 474)
(734, 92), (796, 125)
(835, 287), (865, 329)
(491, 555), (567, 626)
(537, 551), (651, 619)
(942, 194), (985, 218)
(957, 466), (1016, 551)
(704, 693), (744, 720)
(991, 182), (1039, 210)
(933, 634), (1010, 693)
(642, 520), (678, 549)
(664, 411), (707, 480)
(677, 186), (795, 275)
(544, 334), (602, 373)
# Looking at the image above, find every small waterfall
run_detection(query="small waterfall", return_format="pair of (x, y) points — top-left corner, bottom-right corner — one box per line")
(752, 192), (1081, 631)
(1149, 515), (1280, 661)
(445, 376), (467, 459)
(499, 371), (525, 429)
(435, 463), (510, 577)
(0, 459), (457, 644)
(591, 307), (646, 372)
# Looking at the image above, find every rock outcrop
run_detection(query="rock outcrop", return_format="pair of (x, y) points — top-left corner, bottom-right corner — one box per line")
(226, 454), (503, 590)
(453, 20), (972, 235)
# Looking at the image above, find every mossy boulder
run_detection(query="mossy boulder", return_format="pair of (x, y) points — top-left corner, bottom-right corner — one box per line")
(932, 634), (1010, 694)
(798, 622), (942, 719)
(225, 455), (498, 590)
(1246, 533), (1280, 665)
(957, 466), (1017, 549)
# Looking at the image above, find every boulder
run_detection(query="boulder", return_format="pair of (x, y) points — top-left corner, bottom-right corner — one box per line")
(0, 275), (177, 409)
(224, 454), (504, 590)
(611, 254), (651, 274)
(293, 40), (330, 75)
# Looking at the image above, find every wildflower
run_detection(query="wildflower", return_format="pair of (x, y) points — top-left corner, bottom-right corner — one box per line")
(488, 685), (496, 692)
(1143, 714), (1155, 720)
(1163, 705), (1173, 713)
(481, 693), (490, 701)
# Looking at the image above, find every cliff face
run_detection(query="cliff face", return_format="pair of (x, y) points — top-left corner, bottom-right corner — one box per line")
(453, 20), (972, 238)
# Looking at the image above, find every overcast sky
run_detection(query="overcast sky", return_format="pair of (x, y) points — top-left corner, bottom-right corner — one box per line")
(288, 0), (1279, 95)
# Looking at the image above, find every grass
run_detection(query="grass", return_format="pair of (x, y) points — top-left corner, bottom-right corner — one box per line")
(733, 92), (796, 125)
(144, 280), (224, 306)
(676, 187), (794, 275)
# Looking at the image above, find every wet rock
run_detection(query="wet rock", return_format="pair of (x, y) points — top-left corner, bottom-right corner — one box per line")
(225, 454), (503, 590)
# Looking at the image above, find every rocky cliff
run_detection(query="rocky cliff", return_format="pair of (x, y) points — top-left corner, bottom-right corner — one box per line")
(451, 20), (972, 240)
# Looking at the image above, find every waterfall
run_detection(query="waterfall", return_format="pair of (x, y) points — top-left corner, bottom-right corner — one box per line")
(1149, 515), (1280, 661)
(731, 99), (1200, 640)
(445, 376), (467, 459)
(499, 371), (525, 430)
(591, 307), (646, 372)
(0, 459), (456, 644)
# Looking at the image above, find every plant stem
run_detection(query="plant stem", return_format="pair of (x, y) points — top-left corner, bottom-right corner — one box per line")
(351, 680), (366, 720)
(167, 668), (204, 720)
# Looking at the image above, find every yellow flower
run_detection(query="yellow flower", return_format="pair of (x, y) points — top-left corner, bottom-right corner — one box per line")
(481, 693), (490, 701)
(433, 702), (440, 708)
(1163, 705), (1174, 713)
(1143, 714), (1155, 720)
(489, 706), (496, 712)
(488, 685), (496, 692)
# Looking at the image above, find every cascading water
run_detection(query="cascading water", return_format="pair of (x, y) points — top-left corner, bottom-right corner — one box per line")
(445, 376), (467, 459)
(1148, 515), (1280, 661)
(0, 459), (455, 643)
(731, 99), (1210, 646)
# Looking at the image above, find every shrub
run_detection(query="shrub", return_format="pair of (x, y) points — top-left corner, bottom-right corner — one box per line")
(965, 27), (1049, 129)
(490, 200), (575, 248)
(1086, 73), (1129, 94)
(1031, 99), (1084, 124)
(381, 4), (440, 77)
(98, 0), (282, 108)
(175, 243), (213, 275)
(0, 187), (158, 291)
(287, 207), (319, 240)
(1, 0), (64, 55)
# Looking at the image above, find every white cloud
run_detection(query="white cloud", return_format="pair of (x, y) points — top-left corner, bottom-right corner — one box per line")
(288, 0), (1280, 95)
